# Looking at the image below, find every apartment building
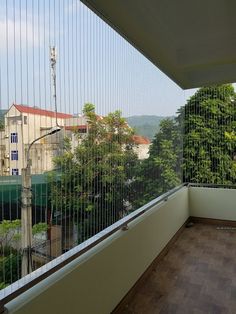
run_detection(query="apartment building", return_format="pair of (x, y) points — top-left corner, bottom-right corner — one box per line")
(132, 135), (150, 159)
(0, 104), (73, 175)
(0, 104), (149, 176)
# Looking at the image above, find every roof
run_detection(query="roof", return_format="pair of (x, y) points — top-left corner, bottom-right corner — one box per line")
(82, 0), (236, 89)
(96, 114), (103, 120)
(13, 104), (73, 119)
(65, 125), (87, 131)
(133, 135), (150, 145)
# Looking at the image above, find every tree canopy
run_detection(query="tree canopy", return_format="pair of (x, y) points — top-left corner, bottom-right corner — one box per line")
(51, 105), (138, 243)
(179, 84), (236, 184)
(50, 84), (236, 245)
(133, 118), (182, 207)
(134, 84), (236, 207)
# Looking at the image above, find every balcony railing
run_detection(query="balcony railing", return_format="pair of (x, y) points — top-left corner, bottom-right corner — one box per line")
(0, 184), (235, 313)
(0, 184), (187, 310)
(1, 0), (236, 313)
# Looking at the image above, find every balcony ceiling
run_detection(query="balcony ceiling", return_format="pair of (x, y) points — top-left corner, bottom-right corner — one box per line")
(82, 0), (236, 89)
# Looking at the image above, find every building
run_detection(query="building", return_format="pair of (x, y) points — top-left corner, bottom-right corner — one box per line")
(64, 115), (89, 152)
(0, 105), (148, 176)
(0, 104), (72, 175)
(2, 1), (236, 314)
(132, 135), (150, 159)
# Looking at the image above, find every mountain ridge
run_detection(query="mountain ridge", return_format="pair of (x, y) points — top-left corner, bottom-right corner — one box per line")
(126, 115), (175, 140)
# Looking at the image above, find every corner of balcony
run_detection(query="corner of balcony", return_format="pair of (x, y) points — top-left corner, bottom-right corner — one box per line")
(2, 184), (236, 314)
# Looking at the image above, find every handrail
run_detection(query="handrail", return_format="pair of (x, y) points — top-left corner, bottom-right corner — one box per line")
(188, 183), (236, 189)
(0, 183), (187, 311)
(1, 182), (235, 311)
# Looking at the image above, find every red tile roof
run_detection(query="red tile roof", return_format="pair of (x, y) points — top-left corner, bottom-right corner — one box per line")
(65, 125), (87, 131)
(14, 104), (73, 119)
(96, 114), (103, 120)
(132, 135), (151, 145)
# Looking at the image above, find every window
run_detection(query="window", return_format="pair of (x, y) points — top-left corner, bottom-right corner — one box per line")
(12, 168), (19, 176)
(11, 150), (18, 160)
(78, 128), (87, 133)
(24, 116), (27, 124)
(11, 132), (18, 143)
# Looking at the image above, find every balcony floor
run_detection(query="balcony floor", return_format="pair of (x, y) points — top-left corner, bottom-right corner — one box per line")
(117, 223), (236, 314)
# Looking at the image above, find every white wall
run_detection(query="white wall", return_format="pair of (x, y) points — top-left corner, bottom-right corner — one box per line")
(189, 187), (236, 221)
(4, 107), (23, 174)
(4, 106), (66, 174)
(5, 187), (189, 314)
(133, 144), (150, 159)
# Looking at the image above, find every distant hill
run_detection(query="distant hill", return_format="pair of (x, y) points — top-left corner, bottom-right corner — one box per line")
(126, 115), (175, 140)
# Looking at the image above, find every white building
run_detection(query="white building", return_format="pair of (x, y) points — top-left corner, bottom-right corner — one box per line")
(0, 104), (150, 176)
(64, 116), (88, 152)
(0, 104), (73, 175)
(132, 135), (150, 159)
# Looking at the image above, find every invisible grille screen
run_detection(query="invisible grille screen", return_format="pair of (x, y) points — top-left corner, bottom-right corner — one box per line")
(0, 0), (235, 292)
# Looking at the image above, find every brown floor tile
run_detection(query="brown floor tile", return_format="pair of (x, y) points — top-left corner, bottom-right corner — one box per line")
(115, 224), (236, 314)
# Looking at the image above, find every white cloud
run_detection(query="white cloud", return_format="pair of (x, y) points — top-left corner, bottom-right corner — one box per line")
(0, 16), (49, 53)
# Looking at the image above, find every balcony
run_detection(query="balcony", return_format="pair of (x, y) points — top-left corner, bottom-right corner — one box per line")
(114, 185), (236, 313)
(1, 0), (236, 313)
(115, 222), (236, 314)
(1, 184), (235, 314)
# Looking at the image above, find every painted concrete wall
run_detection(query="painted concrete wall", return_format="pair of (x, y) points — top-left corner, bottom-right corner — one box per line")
(133, 143), (150, 160)
(2, 106), (89, 175)
(3, 106), (66, 174)
(6, 187), (189, 314)
(189, 187), (236, 221)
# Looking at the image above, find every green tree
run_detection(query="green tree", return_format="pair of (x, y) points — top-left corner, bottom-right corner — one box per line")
(178, 84), (236, 184)
(133, 118), (181, 207)
(83, 103), (95, 114)
(0, 119), (4, 131)
(0, 219), (21, 255)
(51, 105), (138, 243)
(0, 220), (48, 288)
(134, 84), (236, 207)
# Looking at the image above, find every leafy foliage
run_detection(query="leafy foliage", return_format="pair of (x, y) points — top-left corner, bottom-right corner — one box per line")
(0, 110), (6, 130)
(178, 84), (236, 184)
(0, 220), (21, 288)
(50, 85), (236, 247)
(0, 220), (48, 289)
(0, 119), (4, 131)
(0, 254), (21, 287)
(51, 105), (138, 242)
(134, 84), (236, 206)
(133, 118), (182, 207)
(0, 220), (21, 255)
(32, 222), (48, 235)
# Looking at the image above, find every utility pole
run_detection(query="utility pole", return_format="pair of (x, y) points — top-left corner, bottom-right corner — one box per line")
(21, 127), (61, 277)
(21, 47), (60, 277)
(21, 166), (32, 277)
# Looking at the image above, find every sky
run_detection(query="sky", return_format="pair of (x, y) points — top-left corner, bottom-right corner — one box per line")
(0, 0), (205, 117)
